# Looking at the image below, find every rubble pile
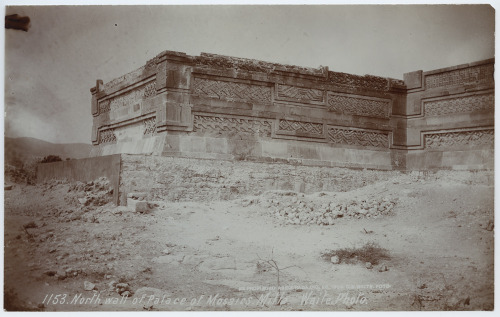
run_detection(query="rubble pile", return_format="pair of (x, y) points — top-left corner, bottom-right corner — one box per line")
(244, 191), (398, 226)
(66, 177), (114, 207)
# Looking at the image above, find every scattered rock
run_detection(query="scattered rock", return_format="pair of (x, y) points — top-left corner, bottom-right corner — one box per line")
(260, 192), (397, 226)
(115, 283), (132, 296)
(84, 281), (95, 291)
(240, 198), (254, 207)
(111, 206), (130, 215)
(67, 178), (113, 207)
(486, 220), (494, 231)
(69, 212), (82, 221)
(23, 221), (37, 229)
(128, 199), (150, 213)
(108, 280), (117, 290)
(378, 265), (388, 272)
(365, 262), (373, 269)
(148, 202), (159, 209)
(43, 270), (57, 277)
(330, 256), (340, 264)
(56, 270), (66, 280)
(162, 249), (171, 255)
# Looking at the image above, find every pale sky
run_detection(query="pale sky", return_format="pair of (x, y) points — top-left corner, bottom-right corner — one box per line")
(3, 3), (495, 144)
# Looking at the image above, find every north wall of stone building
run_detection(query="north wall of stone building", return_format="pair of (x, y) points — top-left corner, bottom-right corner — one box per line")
(118, 154), (400, 204)
(89, 50), (494, 171)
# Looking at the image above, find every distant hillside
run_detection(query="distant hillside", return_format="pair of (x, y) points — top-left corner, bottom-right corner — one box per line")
(4, 137), (92, 165)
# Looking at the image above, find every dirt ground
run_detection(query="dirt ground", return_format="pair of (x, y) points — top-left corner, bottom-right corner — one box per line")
(3, 169), (494, 311)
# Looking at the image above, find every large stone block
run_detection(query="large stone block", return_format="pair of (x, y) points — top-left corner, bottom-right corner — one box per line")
(287, 143), (321, 160)
(156, 102), (192, 132)
(162, 135), (180, 153)
(179, 136), (206, 153)
(227, 138), (262, 159)
(127, 199), (149, 213)
(441, 150), (483, 167)
(423, 151), (443, 169)
(205, 137), (228, 154)
(318, 146), (347, 163)
(261, 141), (288, 158)
(405, 151), (426, 170)
(404, 70), (423, 90)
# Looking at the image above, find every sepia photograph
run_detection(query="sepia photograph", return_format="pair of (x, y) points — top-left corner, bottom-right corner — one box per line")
(2, 1), (495, 312)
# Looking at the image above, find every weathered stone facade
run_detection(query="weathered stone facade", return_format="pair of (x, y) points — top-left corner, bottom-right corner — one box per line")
(403, 60), (494, 170)
(90, 50), (494, 170)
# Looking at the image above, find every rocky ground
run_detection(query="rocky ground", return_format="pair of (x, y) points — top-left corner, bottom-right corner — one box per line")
(3, 169), (494, 311)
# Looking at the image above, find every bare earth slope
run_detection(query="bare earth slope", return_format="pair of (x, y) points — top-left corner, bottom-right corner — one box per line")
(3, 170), (494, 311)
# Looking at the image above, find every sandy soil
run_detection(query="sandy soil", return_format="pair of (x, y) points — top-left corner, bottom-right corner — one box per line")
(3, 170), (494, 311)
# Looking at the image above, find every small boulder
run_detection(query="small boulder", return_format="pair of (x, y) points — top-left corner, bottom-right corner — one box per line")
(378, 265), (388, 272)
(116, 282), (129, 289)
(108, 280), (117, 290)
(115, 283), (133, 296)
(56, 270), (66, 280)
(43, 270), (57, 277)
(127, 199), (150, 213)
(359, 209), (368, 215)
(84, 281), (95, 291)
(365, 262), (373, 269)
(241, 199), (252, 207)
(330, 256), (340, 264)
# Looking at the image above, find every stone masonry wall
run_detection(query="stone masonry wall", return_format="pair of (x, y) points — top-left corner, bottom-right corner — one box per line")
(119, 154), (398, 205)
(402, 59), (494, 170)
(90, 50), (494, 171)
(36, 154), (121, 204)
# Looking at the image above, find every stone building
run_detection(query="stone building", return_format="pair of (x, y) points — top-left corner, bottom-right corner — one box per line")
(89, 50), (494, 171)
